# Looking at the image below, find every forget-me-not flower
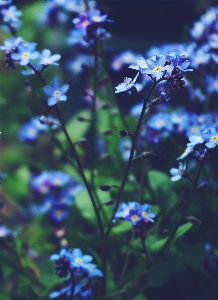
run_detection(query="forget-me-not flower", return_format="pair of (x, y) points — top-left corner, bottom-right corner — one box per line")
(1, 5), (22, 23)
(115, 72), (139, 93)
(201, 126), (218, 148)
(11, 42), (38, 65)
(38, 49), (61, 66)
(43, 78), (69, 106)
(170, 162), (186, 182)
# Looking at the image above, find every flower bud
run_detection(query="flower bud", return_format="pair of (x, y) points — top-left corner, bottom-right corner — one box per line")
(77, 138), (89, 147)
(196, 181), (209, 190)
(187, 216), (201, 225)
(100, 184), (111, 191)
(102, 129), (113, 136)
(140, 151), (156, 159)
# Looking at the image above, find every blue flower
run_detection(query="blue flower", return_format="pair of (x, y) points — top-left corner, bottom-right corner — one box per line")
(142, 54), (170, 80)
(125, 208), (142, 226)
(168, 54), (193, 73)
(170, 162), (186, 182)
(1, 5), (22, 23)
(0, 37), (24, 51)
(140, 204), (155, 222)
(49, 205), (69, 222)
(85, 263), (103, 278)
(69, 248), (93, 269)
(11, 42), (38, 65)
(177, 135), (204, 160)
(115, 73), (139, 93)
(38, 49), (61, 66)
(201, 126), (218, 148)
(43, 78), (69, 106)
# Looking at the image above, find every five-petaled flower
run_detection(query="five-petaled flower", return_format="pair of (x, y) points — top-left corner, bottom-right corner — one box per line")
(201, 126), (218, 148)
(1, 5), (22, 23)
(43, 78), (69, 106)
(115, 72), (139, 93)
(38, 49), (61, 66)
(141, 54), (170, 80)
(11, 42), (38, 65)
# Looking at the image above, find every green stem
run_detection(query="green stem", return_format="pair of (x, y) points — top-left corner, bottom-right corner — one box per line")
(140, 231), (150, 264)
(28, 63), (104, 237)
(105, 81), (160, 240)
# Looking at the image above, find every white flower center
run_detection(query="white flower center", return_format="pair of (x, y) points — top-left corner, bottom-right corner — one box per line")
(53, 90), (61, 98)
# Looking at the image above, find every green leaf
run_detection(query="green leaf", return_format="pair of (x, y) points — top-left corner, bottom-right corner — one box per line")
(172, 222), (193, 242)
(149, 237), (168, 252)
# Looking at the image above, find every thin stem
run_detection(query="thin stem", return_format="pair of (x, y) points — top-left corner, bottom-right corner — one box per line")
(149, 149), (209, 266)
(140, 231), (150, 264)
(28, 63), (104, 237)
(105, 81), (160, 240)
(117, 231), (135, 289)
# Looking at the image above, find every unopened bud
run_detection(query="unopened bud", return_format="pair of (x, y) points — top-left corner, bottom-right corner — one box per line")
(100, 184), (111, 191)
(140, 151), (156, 159)
(77, 138), (89, 147)
(102, 129), (113, 136)
(196, 182), (209, 190)
(105, 199), (116, 206)
(151, 97), (162, 106)
(187, 216), (201, 225)
(119, 130), (129, 137)
(100, 103), (110, 110)
(77, 116), (90, 122)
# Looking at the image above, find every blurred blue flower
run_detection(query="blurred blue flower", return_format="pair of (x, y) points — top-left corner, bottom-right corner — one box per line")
(115, 73), (139, 93)
(201, 126), (218, 148)
(1, 5), (22, 23)
(11, 42), (38, 65)
(21, 62), (43, 76)
(170, 162), (186, 182)
(38, 49), (61, 66)
(0, 37), (24, 51)
(43, 78), (69, 106)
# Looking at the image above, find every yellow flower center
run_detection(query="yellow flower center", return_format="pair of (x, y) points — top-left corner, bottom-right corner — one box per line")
(82, 20), (90, 27)
(53, 178), (61, 185)
(142, 212), (148, 218)
(22, 52), (30, 59)
(211, 135), (218, 142)
(156, 120), (164, 127)
(92, 16), (101, 22)
(131, 214), (139, 221)
(75, 257), (82, 264)
(154, 65), (162, 72)
(55, 209), (63, 216)
(190, 126), (199, 133)
(53, 90), (61, 98)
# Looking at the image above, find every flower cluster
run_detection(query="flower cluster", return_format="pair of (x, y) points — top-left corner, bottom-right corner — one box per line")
(114, 202), (155, 231)
(30, 171), (83, 224)
(115, 52), (192, 94)
(49, 248), (103, 299)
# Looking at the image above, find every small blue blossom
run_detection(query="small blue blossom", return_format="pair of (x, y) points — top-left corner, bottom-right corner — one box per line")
(201, 126), (218, 148)
(1, 5), (22, 23)
(169, 54), (193, 73)
(115, 73), (139, 93)
(0, 37), (24, 51)
(170, 162), (186, 182)
(141, 204), (156, 223)
(115, 202), (156, 228)
(177, 135), (204, 160)
(38, 49), (61, 66)
(69, 248), (93, 269)
(43, 78), (69, 106)
(142, 54), (170, 80)
(85, 263), (103, 278)
(11, 42), (38, 65)
(49, 205), (69, 222)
